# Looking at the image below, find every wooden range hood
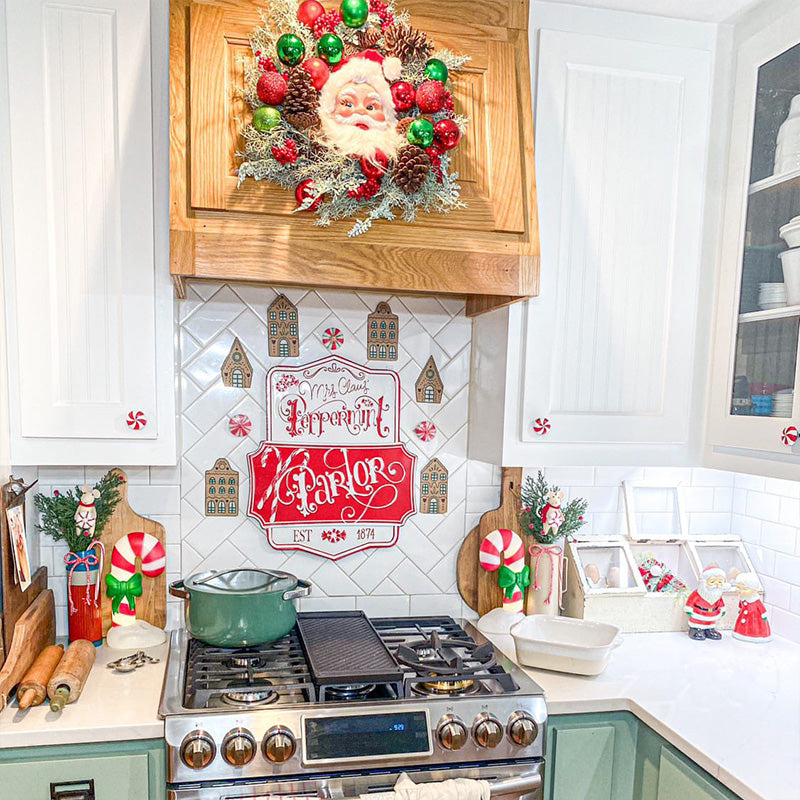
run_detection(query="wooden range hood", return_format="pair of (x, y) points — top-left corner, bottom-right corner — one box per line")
(170, 0), (539, 316)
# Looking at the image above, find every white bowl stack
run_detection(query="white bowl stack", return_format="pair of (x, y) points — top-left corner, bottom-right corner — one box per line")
(779, 217), (800, 306)
(759, 282), (787, 310)
(772, 389), (794, 417)
(774, 95), (800, 176)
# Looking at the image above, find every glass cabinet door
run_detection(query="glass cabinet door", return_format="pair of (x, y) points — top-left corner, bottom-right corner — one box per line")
(729, 43), (800, 437)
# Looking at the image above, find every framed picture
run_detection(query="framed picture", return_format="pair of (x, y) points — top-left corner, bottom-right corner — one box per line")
(6, 504), (31, 591)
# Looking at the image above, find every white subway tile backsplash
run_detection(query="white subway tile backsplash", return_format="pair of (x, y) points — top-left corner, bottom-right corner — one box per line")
(690, 468), (734, 487)
(745, 491), (781, 523)
(543, 467), (595, 486)
(760, 521), (798, 555)
(774, 553), (800, 586)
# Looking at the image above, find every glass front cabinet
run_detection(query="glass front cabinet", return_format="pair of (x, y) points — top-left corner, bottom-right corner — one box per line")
(710, 16), (800, 466)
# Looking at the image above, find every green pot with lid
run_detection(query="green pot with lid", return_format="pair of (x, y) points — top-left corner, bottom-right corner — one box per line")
(169, 568), (312, 647)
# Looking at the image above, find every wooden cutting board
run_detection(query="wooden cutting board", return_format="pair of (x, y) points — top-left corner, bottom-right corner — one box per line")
(0, 588), (55, 710)
(456, 467), (523, 616)
(99, 469), (167, 636)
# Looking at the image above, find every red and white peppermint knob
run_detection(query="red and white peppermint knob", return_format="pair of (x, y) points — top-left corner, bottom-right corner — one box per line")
(533, 417), (551, 436)
(126, 411), (147, 430)
(322, 327), (344, 351)
(229, 414), (252, 437)
(781, 425), (798, 446)
(414, 421), (437, 442)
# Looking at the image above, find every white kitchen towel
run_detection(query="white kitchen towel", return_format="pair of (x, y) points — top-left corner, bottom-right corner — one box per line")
(360, 773), (491, 800)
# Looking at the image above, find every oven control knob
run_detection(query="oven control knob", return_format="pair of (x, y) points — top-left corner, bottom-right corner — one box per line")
(508, 712), (538, 747)
(222, 728), (256, 767)
(473, 714), (504, 748)
(263, 726), (296, 763)
(437, 715), (468, 751)
(180, 730), (216, 770)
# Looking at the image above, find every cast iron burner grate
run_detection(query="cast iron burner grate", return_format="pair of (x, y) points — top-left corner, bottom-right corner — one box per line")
(183, 629), (315, 709)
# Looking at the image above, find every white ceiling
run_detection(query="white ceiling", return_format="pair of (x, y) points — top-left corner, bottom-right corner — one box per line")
(536, 0), (768, 24)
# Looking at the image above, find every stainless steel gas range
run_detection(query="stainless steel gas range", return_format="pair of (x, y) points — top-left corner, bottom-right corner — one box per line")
(159, 612), (546, 800)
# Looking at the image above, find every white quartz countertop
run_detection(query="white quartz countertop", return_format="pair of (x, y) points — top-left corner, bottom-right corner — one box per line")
(0, 640), (167, 749)
(484, 628), (800, 800)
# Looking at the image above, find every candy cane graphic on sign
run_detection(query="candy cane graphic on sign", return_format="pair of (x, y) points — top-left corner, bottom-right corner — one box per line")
(106, 532), (166, 627)
(479, 528), (530, 613)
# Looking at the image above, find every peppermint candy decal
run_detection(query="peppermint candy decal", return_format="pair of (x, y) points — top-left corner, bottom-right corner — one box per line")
(229, 414), (252, 437)
(322, 327), (344, 351)
(781, 425), (798, 446)
(414, 421), (437, 442)
(532, 417), (551, 436)
(126, 410), (147, 430)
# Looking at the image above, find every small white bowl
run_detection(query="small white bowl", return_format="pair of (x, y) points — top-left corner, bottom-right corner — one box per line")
(510, 615), (622, 676)
(779, 216), (800, 248)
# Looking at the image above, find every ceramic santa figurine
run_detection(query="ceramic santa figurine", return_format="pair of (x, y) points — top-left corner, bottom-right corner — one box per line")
(318, 50), (404, 162)
(733, 572), (771, 643)
(684, 565), (727, 641)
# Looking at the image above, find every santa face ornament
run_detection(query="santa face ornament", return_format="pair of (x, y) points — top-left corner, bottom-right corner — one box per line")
(318, 51), (405, 161)
(732, 572), (771, 643)
(684, 565), (728, 641)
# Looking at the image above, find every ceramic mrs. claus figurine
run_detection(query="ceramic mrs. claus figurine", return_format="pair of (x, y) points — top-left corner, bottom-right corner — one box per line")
(733, 572), (771, 643)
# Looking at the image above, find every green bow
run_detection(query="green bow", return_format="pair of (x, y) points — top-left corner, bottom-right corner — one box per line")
(497, 565), (531, 600)
(105, 572), (143, 613)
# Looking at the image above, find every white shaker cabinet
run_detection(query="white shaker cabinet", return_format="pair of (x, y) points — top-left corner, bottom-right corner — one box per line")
(0, 0), (175, 465)
(470, 6), (718, 466)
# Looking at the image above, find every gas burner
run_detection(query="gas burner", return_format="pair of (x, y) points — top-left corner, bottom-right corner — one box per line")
(395, 630), (496, 677)
(229, 654), (265, 669)
(323, 683), (376, 701)
(411, 679), (480, 697)
(221, 687), (279, 707)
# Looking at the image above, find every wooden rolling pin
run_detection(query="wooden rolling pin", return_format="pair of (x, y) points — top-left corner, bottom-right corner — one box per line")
(47, 640), (96, 712)
(17, 644), (64, 710)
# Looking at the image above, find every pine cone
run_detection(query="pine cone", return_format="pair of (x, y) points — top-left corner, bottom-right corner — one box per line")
(396, 117), (413, 138)
(358, 27), (383, 51)
(284, 110), (319, 131)
(394, 145), (430, 193)
(383, 23), (432, 63)
(283, 69), (319, 116)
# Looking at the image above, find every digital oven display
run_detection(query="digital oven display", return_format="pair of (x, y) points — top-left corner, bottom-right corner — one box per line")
(304, 711), (431, 762)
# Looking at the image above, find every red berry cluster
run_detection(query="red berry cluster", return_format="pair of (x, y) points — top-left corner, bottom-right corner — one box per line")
(313, 10), (342, 37)
(254, 50), (278, 73)
(348, 176), (382, 201)
(369, 0), (394, 28)
(426, 144), (443, 182)
(272, 139), (298, 165)
(443, 91), (455, 118)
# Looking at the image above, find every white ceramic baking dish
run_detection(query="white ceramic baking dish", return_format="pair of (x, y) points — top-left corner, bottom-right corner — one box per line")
(509, 615), (622, 676)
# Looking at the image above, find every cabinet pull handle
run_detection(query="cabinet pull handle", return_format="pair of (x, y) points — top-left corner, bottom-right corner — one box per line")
(50, 779), (95, 800)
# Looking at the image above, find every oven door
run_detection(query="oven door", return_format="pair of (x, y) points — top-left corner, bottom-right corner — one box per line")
(168, 760), (544, 800)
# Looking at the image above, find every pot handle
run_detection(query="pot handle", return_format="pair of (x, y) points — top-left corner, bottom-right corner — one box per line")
(283, 579), (312, 602)
(169, 579), (190, 600)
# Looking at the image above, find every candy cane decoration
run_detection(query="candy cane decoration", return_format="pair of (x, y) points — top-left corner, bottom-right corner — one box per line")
(256, 446), (311, 521)
(479, 528), (529, 613)
(781, 425), (798, 446)
(106, 532), (166, 627)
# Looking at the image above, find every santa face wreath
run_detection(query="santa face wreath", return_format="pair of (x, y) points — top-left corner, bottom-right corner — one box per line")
(238, 0), (469, 236)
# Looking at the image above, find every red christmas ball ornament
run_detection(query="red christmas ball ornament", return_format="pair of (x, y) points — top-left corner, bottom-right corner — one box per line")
(296, 179), (323, 211)
(298, 0), (326, 27)
(434, 118), (461, 150)
(360, 150), (389, 178)
(415, 80), (446, 114)
(302, 57), (330, 90)
(390, 81), (416, 112)
(257, 71), (287, 105)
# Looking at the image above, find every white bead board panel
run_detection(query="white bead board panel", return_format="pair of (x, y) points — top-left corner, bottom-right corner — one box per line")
(179, 283), (477, 618)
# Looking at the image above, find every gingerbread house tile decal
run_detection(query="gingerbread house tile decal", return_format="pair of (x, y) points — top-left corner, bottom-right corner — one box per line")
(221, 337), (253, 388)
(366, 301), (398, 361)
(415, 356), (443, 403)
(267, 294), (300, 358)
(205, 458), (239, 517)
(420, 458), (448, 515)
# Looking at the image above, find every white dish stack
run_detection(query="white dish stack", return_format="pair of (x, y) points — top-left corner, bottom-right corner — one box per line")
(759, 282), (787, 309)
(774, 95), (800, 176)
(779, 215), (800, 306)
(772, 388), (794, 417)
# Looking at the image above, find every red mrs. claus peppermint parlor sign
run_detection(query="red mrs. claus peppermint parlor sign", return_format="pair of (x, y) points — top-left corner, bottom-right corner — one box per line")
(247, 356), (416, 559)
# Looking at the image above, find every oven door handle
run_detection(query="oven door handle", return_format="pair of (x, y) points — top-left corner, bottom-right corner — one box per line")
(332, 771), (543, 799)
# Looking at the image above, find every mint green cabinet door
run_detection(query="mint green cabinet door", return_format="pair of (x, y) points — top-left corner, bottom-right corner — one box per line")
(0, 753), (149, 799)
(656, 749), (735, 800)
(551, 725), (616, 800)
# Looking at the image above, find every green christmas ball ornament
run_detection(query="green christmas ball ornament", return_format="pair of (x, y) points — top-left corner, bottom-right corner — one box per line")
(424, 58), (449, 84)
(252, 105), (281, 132)
(316, 33), (344, 65)
(340, 0), (369, 27)
(407, 117), (435, 148)
(276, 33), (305, 66)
